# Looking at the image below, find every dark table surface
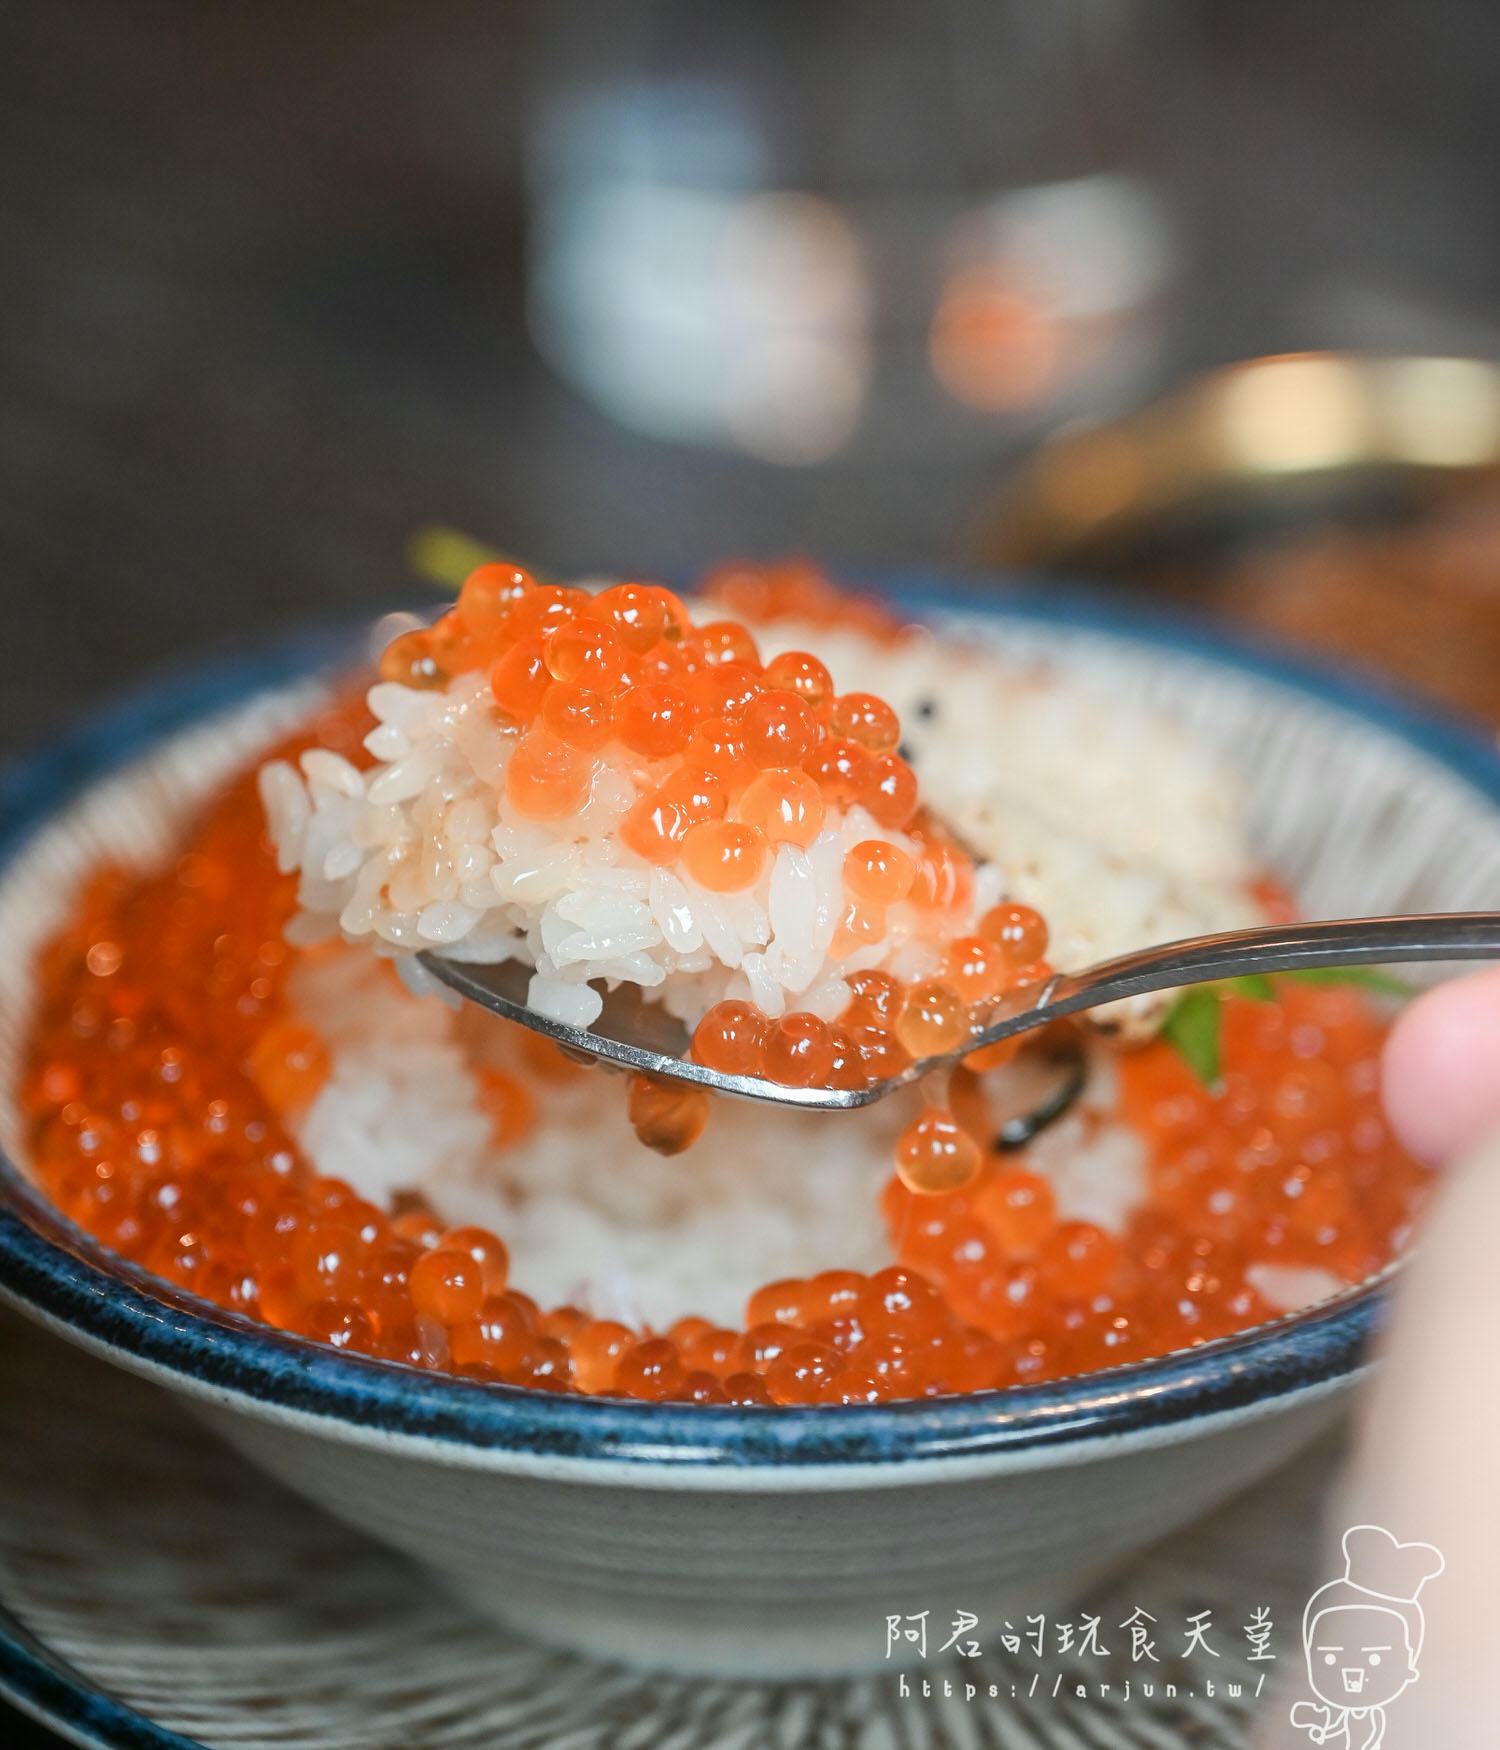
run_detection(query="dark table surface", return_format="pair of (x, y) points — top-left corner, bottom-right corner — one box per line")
(6, 0), (1500, 766)
(5, 0), (1500, 1743)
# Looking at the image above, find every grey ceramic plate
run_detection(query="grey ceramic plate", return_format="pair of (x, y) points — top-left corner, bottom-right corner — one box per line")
(0, 1302), (1337, 1750)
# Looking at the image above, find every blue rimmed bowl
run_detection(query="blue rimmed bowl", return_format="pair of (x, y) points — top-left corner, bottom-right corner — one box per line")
(2, 579), (1498, 1679)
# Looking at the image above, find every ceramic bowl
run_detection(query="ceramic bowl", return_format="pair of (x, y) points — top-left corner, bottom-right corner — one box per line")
(2, 580), (1498, 1680)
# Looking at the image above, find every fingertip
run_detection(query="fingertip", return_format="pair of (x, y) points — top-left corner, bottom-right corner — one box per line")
(1382, 965), (1500, 1167)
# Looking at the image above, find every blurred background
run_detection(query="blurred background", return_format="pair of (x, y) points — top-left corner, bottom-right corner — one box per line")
(5, 2), (1500, 1740)
(6, 0), (1500, 766)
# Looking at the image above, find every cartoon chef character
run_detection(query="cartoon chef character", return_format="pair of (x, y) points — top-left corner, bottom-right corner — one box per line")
(1289, 1524), (1444, 1749)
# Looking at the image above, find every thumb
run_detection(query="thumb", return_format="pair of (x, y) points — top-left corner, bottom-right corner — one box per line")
(1381, 965), (1500, 1166)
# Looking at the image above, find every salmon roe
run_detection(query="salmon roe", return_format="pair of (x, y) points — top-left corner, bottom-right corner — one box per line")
(879, 980), (1431, 1385)
(20, 564), (1433, 1405)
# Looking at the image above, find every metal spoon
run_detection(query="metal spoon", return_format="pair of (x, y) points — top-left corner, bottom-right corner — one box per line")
(420, 911), (1500, 1112)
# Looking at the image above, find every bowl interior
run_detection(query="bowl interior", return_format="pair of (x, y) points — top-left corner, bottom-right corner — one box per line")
(1, 583), (1497, 1466)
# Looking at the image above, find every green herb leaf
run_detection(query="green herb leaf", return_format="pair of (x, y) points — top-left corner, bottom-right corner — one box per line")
(1161, 986), (1223, 1087)
(1160, 964), (1412, 1087)
(1282, 966), (1415, 998)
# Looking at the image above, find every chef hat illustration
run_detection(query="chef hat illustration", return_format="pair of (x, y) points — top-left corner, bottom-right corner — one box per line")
(1303, 1525), (1445, 1662)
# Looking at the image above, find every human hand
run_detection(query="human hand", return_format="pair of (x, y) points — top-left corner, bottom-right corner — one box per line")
(1382, 964), (1500, 1166)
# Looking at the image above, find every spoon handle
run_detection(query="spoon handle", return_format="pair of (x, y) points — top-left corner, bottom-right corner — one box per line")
(978, 911), (1500, 1048)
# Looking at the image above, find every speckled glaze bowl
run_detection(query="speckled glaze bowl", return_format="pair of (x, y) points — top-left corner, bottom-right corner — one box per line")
(3, 579), (1499, 1679)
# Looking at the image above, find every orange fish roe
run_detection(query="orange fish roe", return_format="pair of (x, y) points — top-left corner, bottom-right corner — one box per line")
(19, 757), (1432, 1399)
(626, 1074), (710, 1156)
(698, 556), (912, 646)
(880, 980), (1432, 1385)
(18, 566), (1434, 1405)
(392, 565), (927, 912)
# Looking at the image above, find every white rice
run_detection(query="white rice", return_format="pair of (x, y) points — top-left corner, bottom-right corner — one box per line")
(743, 618), (1263, 1038)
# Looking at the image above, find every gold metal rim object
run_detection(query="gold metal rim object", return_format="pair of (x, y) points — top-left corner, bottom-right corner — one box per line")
(969, 352), (1500, 570)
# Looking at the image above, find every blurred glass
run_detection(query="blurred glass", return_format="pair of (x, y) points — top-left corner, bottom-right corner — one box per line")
(526, 0), (1176, 469)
